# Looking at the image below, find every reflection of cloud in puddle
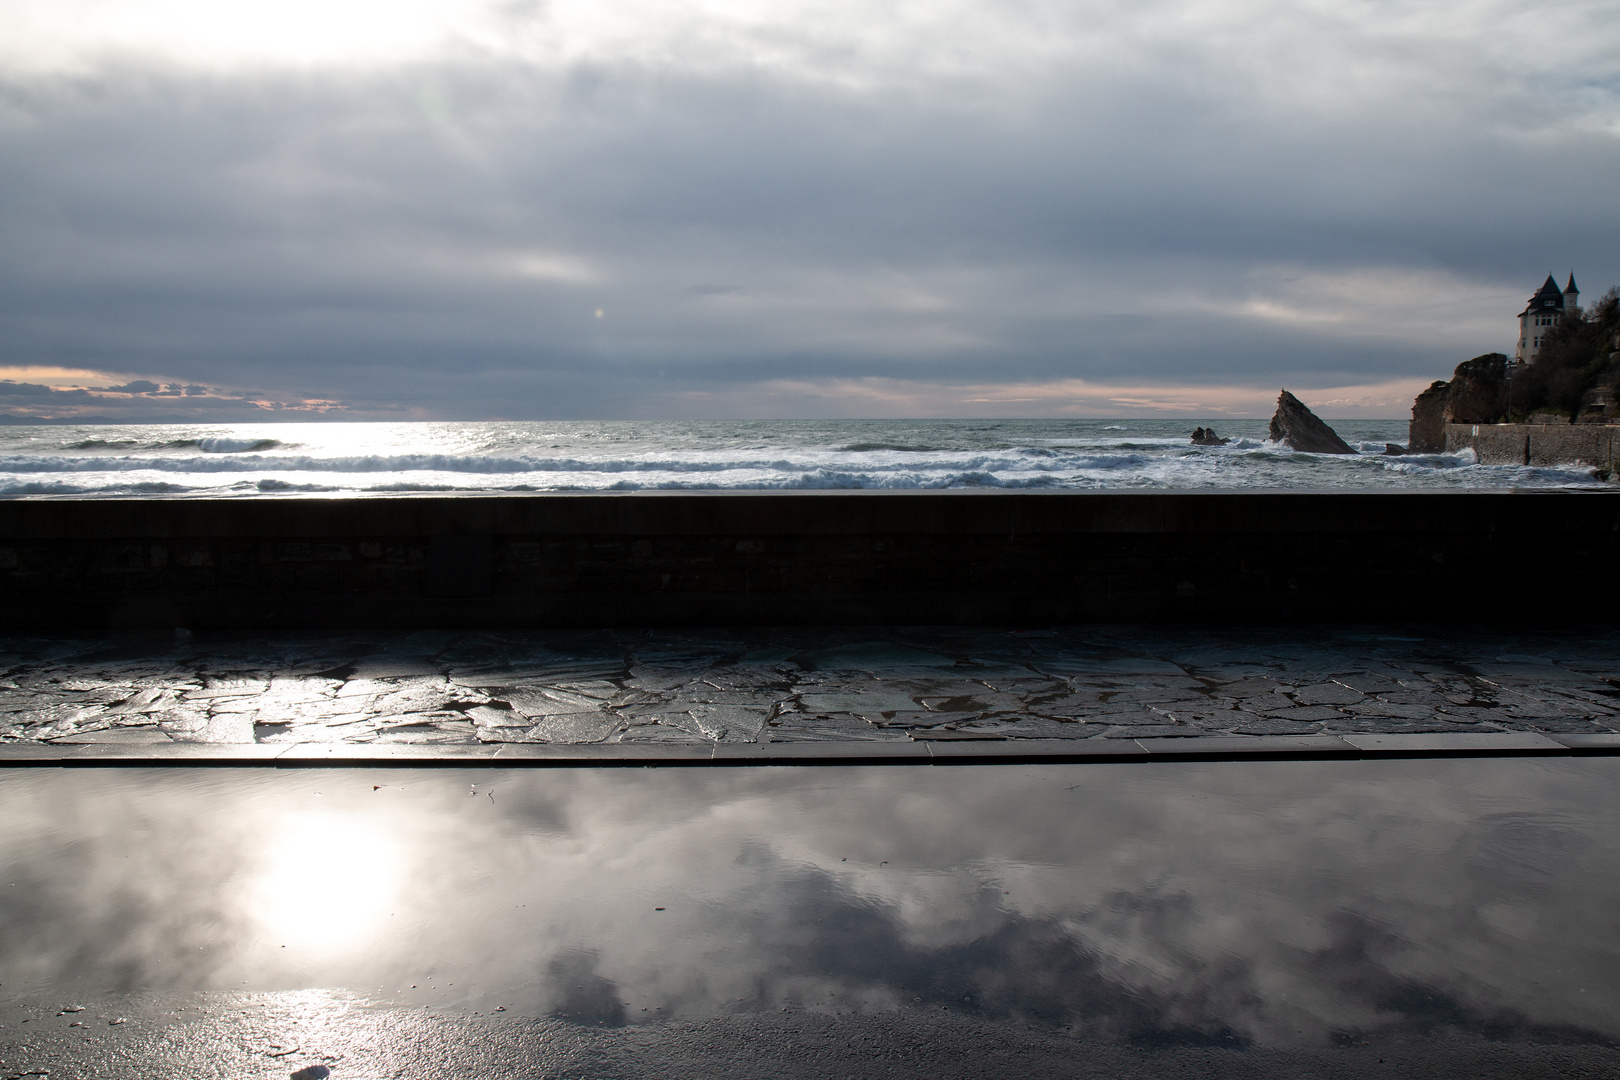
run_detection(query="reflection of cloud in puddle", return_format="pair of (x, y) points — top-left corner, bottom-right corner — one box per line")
(0, 762), (1617, 1048)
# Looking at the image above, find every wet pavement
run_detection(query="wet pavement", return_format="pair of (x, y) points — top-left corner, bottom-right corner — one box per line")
(7, 628), (1620, 1077)
(1, 625), (1619, 757)
(2, 760), (1618, 1078)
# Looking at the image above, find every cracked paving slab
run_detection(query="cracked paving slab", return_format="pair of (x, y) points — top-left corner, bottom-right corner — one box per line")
(0, 625), (1618, 749)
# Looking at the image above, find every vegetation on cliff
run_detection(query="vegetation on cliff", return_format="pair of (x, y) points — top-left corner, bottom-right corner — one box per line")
(1507, 286), (1620, 422)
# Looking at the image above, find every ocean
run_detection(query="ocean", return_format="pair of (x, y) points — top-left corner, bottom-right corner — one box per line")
(0, 418), (1605, 498)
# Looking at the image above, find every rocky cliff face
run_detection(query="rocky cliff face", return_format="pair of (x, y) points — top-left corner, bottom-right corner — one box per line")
(1269, 390), (1354, 454)
(1409, 381), (1451, 454)
(1408, 353), (1509, 452)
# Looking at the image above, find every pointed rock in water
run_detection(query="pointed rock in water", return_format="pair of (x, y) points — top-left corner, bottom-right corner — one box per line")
(1190, 427), (1229, 446)
(1268, 390), (1354, 454)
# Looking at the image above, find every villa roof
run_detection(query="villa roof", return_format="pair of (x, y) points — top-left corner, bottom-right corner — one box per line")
(1566, 273), (1580, 295)
(1520, 273), (1566, 317)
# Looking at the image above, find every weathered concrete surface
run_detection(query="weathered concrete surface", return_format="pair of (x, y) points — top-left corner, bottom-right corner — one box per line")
(2, 990), (1614, 1080)
(1527, 424), (1620, 468)
(1445, 423), (1620, 469)
(5, 491), (1620, 629)
(1445, 424), (1531, 466)
(3, 625), (1618, 752)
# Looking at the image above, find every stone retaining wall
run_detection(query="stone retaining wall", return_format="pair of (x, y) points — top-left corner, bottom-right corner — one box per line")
(1, 491), (1618, 630)
(1444, 423), (1620, 469)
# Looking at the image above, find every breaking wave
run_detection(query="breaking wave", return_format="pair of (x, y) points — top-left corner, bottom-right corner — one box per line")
(0, 451), (1122, 476)
(63, 437), (282, 453)
(2, 418), (1609, 496)
(252, 479), (338, 492)
(836, 442), (946, 453)
(165, 437), (284, 452)
(0, 480), (193, 496)
(65, 439), (140, 450)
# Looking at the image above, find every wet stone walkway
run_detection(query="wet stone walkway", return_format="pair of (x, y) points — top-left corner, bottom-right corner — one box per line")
(1, 625), (1618, 750)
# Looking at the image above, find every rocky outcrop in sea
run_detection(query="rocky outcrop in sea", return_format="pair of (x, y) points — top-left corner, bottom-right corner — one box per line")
(1269, 390), (1353, 454)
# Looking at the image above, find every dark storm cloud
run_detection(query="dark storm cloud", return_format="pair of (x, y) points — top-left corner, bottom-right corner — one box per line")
(0, 374), (265, 424)
(0, 2), (1616, 418)
(0, 380), (88, 398)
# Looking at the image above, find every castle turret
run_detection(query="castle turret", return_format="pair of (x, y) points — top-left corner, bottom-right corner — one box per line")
(1564, 272), (1580, 313)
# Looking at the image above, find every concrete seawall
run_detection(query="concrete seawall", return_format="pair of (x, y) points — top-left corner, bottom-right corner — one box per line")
(2, 491), (1618, 630)
(1444, 423), (1620, 469)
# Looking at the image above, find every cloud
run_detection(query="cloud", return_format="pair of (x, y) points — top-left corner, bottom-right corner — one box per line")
(0, 379), (88, 398)
(0, 0), (1615, 418)
(0, 367), (377, 422)
(655, 375), (1435, 419)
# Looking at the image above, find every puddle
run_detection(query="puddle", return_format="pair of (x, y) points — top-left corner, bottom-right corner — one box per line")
(0, 760), (1617, 1060)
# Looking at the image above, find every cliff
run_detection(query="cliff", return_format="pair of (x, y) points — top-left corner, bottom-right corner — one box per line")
(1409, 287), (1620, 449)
(1409, 353), (1510, 453)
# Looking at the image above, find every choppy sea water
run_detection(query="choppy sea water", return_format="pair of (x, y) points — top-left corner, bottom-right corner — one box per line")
(0, 418), (1606, 497)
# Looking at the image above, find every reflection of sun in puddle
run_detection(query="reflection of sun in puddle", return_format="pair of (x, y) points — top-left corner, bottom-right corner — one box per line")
(249, 813), (404, 954)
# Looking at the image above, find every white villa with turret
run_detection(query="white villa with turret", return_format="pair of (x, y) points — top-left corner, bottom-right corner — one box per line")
(1515, 273), (1579, 362)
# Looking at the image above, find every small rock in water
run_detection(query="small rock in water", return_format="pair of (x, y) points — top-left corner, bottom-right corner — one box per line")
(290, 1067), (330, 1080)
(1383, 443), (1408, 455)
(1190, 427), (1229, 446)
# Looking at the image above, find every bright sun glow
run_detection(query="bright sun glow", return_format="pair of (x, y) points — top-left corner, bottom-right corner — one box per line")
(1, 0), (462, 70)
(0, 0), (1083, 82)
(249, 813), (405, 953)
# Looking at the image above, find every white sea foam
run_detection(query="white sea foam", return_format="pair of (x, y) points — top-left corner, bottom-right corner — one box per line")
(196, 436), (282, 453)
(0, 418), (1606, 497)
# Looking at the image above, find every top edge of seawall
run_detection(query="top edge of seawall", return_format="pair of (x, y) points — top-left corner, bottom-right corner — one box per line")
(6, 488), (1619, 542)
(6, 486), (1619, 504)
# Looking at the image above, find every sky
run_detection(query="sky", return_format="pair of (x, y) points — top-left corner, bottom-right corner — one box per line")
(0, 0), (1617, 422)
